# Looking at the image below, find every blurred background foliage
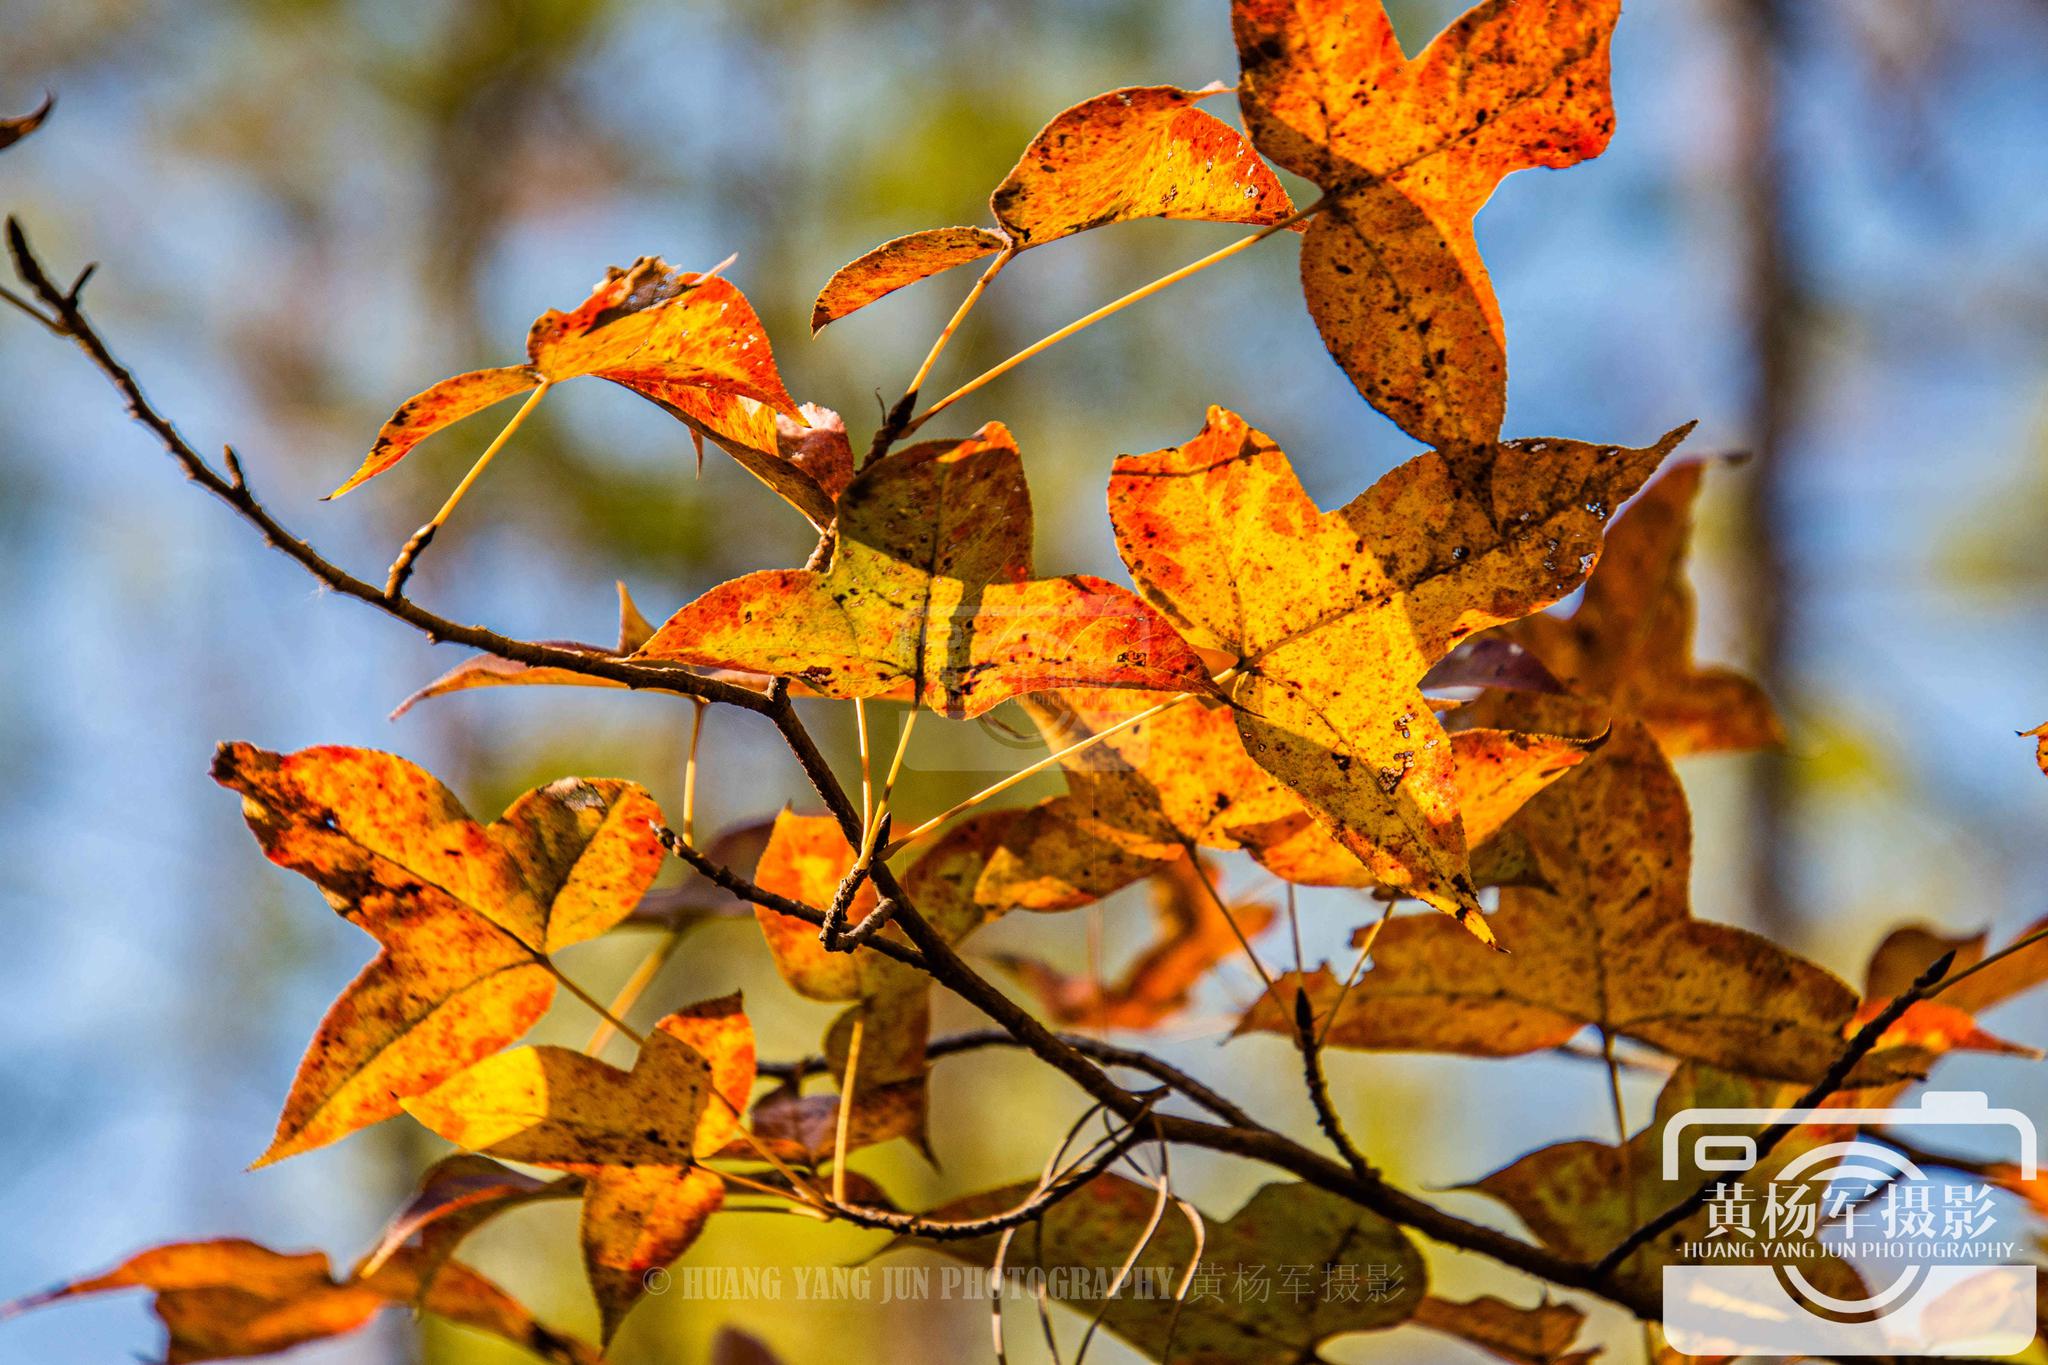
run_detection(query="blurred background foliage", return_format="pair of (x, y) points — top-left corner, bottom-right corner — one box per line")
(3, 1), (2048, 1362)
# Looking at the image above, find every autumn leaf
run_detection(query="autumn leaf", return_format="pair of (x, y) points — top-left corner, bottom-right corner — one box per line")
(1853, 917), (2048, 1063)
(403, 1030), (714, 1166)
(0, 92), (53, 152)
(581, 1167), (725, 1341)
(1110, 406), (1683, 936)
(812, 84), (1293, 328)
(2027, 721), (2048, 774)
(332, 257), (832, 524)
(1507, 462), (1782, 756)
(406, 995), (753, 1340)
(1, 1239), (597, 1365)
(1467, 1063), (1864, 1305)
(639, 423), (1216, 717)
(360, 1155), (578, 1296)
(991, 84), (1295, 248)
(1234, 725), (1601, 889)
(1408, 1294), (1596, 1365)
(918, 1175), (1425, 1365)
(997, 852), (1275, 1030)
(212, 743), (666, 1164)
(1238, 707), (1862, 1080)
(1234, 0), (1620, 445)
(811, 227), (1009, 332)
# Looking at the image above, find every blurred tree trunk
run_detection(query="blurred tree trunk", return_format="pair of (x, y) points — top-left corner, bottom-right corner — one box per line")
(1722, 0), (1804, 937)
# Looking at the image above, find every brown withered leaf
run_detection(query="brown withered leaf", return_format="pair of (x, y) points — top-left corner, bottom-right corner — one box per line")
(736, 1081), (927, 1166)
(997, 852), (1275, 1030)
(640, 423), (1215, 718)
(1408, 1294), (1596, 1365)
(919, 1175), (1425, 1364)
(1238, 708), (1862, 1080)
(1468, 1064), (1865, 1306)
(992, 84), (1295, 248)
(1234, 0), (1620, 446)
(0, 93), (53, 152)
(1507, 462), (1782, 756)
(212, 743), (666, 1163)
(2, 1239), (597, 1365)
(810, 227), (1008, 332)
(334, 257), (832, 525)
(1109, 406), (1682, 939)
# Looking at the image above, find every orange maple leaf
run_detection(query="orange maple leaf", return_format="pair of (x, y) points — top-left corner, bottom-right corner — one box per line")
(1234, 0), (1621, 445)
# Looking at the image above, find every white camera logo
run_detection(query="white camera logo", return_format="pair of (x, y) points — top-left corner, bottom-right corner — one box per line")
(1661, 1091), (2036, 1358)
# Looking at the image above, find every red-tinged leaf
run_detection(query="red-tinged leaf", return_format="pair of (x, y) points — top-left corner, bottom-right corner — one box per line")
(1855, 917), (2048, 1066)
(991, 84), (1295, 248)
(360, 1155), (577, 1283)
(916, 1175), (1426, 1364)
(1508, 462), (1782, 756)
(340, 365), (542, 499)
(2, 1239), (597, 1365)
(639, 423), (1215, 718)
(998, 853), (1274, 1030)
(1234, 0), (1620, 445)
(811, 227), (1008, 332)
(774, 403), (855, 501)
(750, 810), (881, 1002)
(212, 743), (666, 1163)
(1237, 709), (1863, 1081)
(0, 92), (53, 151)
(581, 1166), (724, 1341)
(1408, 1294), (1597, 1365)
(1109, 407), (1682, 936)
(334, 257), (832, 523)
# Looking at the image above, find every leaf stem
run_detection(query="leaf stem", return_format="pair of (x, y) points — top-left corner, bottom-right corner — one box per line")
(907, 205), (1321, 431)
(907, 246), (1014, 400)
(832, 1015), (864, 1206)
(882, 678), (1230, 858)
(586, 699), (709, 1056)
(1315, 899), (1394, 1049)
(385, 378), (550, 595)
(544, 958), (646, 1049)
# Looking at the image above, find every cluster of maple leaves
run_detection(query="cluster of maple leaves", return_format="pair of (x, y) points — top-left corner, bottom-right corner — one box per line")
(9, 2), (2048, 1363)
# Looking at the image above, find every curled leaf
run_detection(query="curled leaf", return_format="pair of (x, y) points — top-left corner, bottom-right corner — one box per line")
(0, 92), (53, 151)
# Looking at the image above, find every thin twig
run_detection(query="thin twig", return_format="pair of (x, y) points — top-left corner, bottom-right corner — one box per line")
(1295, 989), (1373, 1185)
(2, 218), (769, 713)
(384, 378), (551, 597)
(1592, 949), (1958, 1276)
